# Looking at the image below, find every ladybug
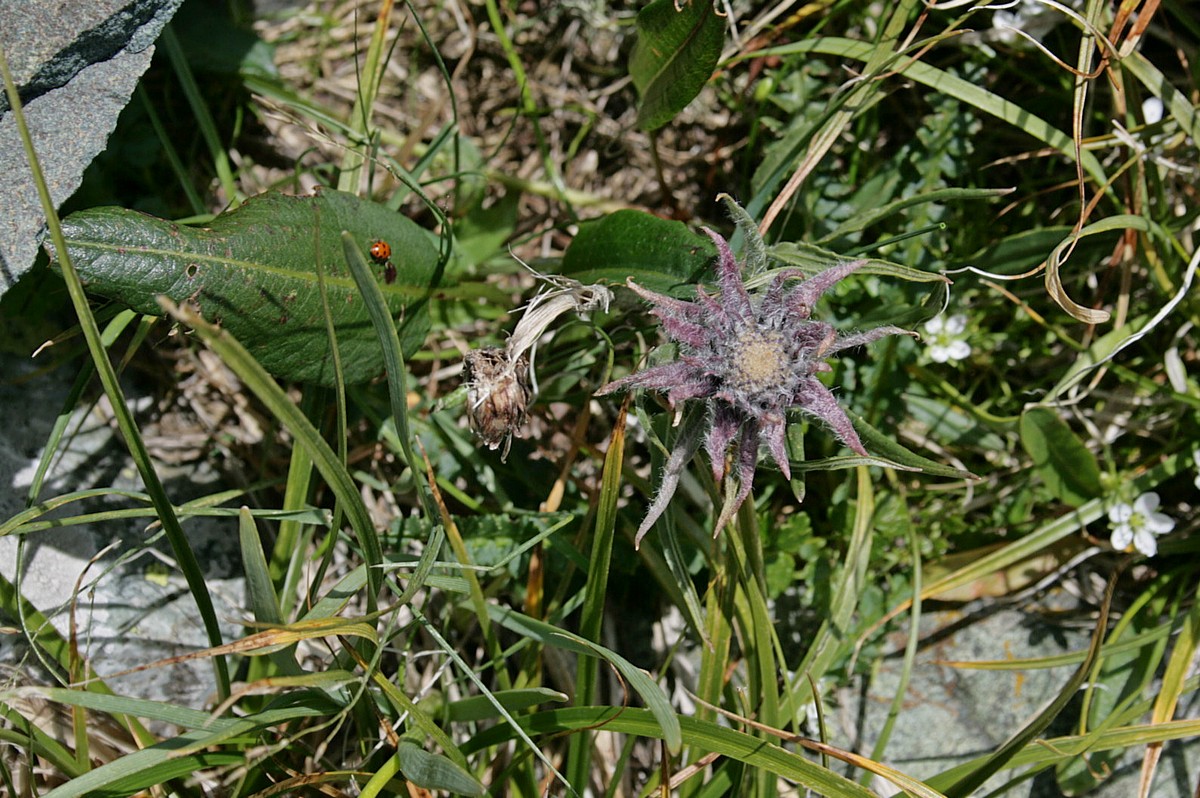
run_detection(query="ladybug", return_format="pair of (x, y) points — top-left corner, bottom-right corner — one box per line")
(368, 239), (391, 264)
(368, 239), (397, 284)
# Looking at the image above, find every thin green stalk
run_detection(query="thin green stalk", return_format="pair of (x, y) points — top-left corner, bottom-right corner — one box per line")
(159, 26), (239, 206)
(404, 1), (462, 214)
(311, 205), (350, 599)
(338, 4), (394, 192)
(724, 502), (781, 798)
(690, 543), (736, 798)
(435, 487), (512, 692)
(566, 402), (628, 791)
(482, 0), (573, 220)
(160, 298), (384, 607)
(784, 467), (875, 714)
(729, 501), (781, 723)
(136, 84), (204, 215)
(863, 500), (922, 783)
(415, 610), (578, 797)
(271, 405), (315, 601)
(24, 310), (137, 505)
(0, 41), (231, 701)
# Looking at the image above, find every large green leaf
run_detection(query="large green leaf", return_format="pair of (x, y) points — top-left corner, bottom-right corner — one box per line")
(561, 209), (716, 293)
(55, 189), (439, 385)
(629, 0), (725, 131)
(1018, 407), (1102, 507)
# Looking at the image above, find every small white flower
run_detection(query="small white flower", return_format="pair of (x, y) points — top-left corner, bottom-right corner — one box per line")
(1108, 491), (1174, 557)
(1142, 97), (1164, 125)
(923, 314), (972, 363)
(1193, 450), (1200, 490)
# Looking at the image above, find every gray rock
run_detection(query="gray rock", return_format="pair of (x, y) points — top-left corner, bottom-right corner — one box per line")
(839, 598), (1200, 796)
(0, 0), (183, 295)
(0, 353), (244, 711)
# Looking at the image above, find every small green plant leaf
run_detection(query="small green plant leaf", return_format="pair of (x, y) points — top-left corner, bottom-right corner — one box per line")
(1019, 407), (1103, 507)
(629, 0), (725, 131)
(846, 409), (976, 480)
(238, 507), (282, 626)
(394, 741), (486, 796)
(54, 189), (439, 386)
(562, 209), (716, 292)
(719, 192), (768, 275)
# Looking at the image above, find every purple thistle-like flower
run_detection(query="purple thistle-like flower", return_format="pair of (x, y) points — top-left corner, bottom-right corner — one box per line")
(599, 227), (908, 547)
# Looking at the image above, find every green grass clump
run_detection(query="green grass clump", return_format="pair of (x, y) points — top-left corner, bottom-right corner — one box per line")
(1, 2), (1197, 796)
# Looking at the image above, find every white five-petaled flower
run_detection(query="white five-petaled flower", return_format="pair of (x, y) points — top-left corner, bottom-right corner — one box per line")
(1108, 492), (1174, 557)
(923, 314), (971, 363)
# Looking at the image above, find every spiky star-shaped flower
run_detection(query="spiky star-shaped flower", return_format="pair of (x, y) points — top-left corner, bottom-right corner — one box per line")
(598, 227), (909, 547)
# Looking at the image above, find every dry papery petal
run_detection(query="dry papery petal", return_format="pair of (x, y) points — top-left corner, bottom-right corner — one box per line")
(462, 270), (611, 456)
(464, 346), (532, 461)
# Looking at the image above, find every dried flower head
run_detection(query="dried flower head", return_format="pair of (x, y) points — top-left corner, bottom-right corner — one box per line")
(463, 265), (611, 459)
(599, 226), (909, 546)
(464, 347), (532, 459)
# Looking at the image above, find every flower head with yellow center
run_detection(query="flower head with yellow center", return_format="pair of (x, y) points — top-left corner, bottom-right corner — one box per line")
(598, 225), (908, 547)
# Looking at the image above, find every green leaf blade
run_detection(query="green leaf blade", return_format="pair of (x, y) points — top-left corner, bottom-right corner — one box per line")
(56, 189), (439, 386)
(1018, 407), (1102, 507)
(629, 0), (725, 131)
(394, 741), (485, 796)
(562, 209), (716, 292)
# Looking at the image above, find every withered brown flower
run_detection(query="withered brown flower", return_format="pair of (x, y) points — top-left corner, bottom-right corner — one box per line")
(463, 347), (532, 460)
(463, 268), (611, 459)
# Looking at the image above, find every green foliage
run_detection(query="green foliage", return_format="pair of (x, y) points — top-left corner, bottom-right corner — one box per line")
(1019, 406), (1103, 507)
(3, 1), (1199, 796)
(562, 208), (716, 290)
(628, 0), (725, 131)
(56, 190), (439, 385)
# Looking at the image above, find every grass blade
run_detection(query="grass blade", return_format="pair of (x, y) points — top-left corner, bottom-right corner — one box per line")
(158, 297), (384, 604)
(0, 39), (231, 701)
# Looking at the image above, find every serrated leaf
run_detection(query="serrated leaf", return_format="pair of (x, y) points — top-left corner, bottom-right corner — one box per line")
(769, 240), (949, 328)
(719, 193), (767, 276)
(1019, 407), (1102, 507)
(629, 0), (725, 131)
(768, 240), (949, 285)
(54, 189), (439, 385)
(562, 209), (716, 293)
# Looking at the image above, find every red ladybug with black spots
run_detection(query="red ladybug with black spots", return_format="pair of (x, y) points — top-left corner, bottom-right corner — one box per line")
(368, 239), (396, 284)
